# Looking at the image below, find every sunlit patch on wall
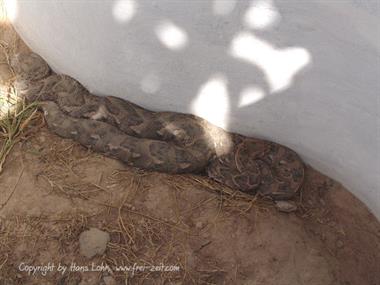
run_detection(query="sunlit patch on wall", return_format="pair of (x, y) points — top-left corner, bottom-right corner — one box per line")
(155, 21), (188, 51)
(112, 0), (136, 23)
(0, 0), (5, 22)
(238, 86), (265, 107)
(2, 0), (17, 22)
(230, 32), (311, 93)
(244, 0), (280, 30)
(191, 74), (229, 129)
(212, 0), (237, 16)
(140, 73), (161, 94)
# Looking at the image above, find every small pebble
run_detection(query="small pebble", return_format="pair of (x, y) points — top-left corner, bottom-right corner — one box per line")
(79, 228), (110, 259)
(275, 201), (298, 213)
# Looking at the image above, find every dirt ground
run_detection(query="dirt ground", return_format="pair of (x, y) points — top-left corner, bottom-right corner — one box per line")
(0, 119), (379, 285)
(0, 21), (379, 285)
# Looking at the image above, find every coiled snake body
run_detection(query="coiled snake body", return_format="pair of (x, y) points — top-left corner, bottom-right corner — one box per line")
(11, 52), (305, 200)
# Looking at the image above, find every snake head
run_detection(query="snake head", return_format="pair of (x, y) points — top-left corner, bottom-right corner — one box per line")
(10, 52), (51, 81)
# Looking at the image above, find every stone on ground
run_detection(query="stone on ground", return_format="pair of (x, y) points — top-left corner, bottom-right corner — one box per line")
(275, 201), (298, 213)
(79, 228), (110, 259)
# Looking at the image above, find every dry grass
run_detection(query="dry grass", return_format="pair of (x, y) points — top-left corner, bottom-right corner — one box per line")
(0, 98), (40, 173)
(0, 28), (42, 175)
(104, 206), (188, 283)
(31, 141), (194, 282)
(164, 173), (273, 218)
(35, 141), (110, 200)
(3, 132), (259, 284)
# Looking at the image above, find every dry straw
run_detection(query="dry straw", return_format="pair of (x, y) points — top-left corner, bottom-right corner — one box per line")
(0, 23), (41, 174)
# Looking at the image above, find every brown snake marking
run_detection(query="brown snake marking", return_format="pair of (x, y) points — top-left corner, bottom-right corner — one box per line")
(10, 52), (305, 200)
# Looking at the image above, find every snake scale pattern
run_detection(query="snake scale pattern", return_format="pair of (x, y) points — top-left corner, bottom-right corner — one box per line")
(11, 52), (305, 200)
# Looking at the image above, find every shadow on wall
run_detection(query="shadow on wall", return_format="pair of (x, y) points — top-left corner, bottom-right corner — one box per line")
(6, 0), (312, 134)
(110, 0), (312, 131)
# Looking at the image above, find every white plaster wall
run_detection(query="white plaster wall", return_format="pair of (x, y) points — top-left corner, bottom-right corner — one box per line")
(7, 0), (380, 218)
